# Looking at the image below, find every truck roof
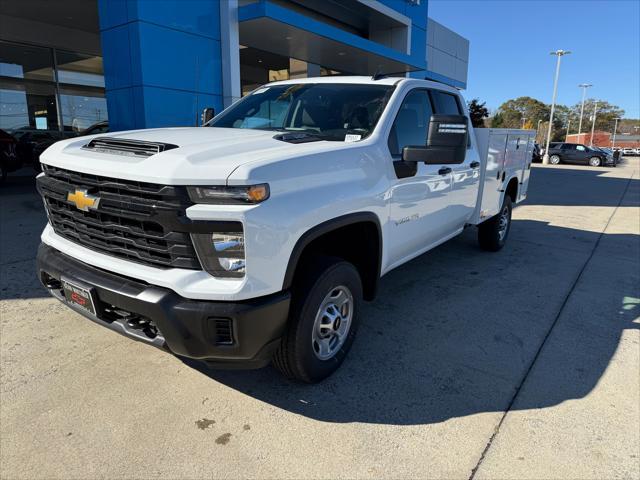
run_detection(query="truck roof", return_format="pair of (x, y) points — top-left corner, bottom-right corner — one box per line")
(265, 75), (460, 94)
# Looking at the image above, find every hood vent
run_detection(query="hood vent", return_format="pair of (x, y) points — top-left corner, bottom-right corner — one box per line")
(273, 132), (323, 144)
(83, 137), (179, 157)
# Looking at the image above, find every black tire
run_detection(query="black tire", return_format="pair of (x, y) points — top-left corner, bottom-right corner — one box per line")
(273, 256), (363, 383)
(588, 156), (601, 167)
(478, 196), (512, 252)
(549, 154), (561, 165)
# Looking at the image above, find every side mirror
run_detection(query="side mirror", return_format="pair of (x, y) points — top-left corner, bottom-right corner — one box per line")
(201, 107), (215, 126)
(401, 114), (468, 164)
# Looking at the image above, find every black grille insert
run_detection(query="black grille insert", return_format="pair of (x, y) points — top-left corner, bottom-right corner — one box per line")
(214, 318), (234, 345)
(38, 165), (201, 270)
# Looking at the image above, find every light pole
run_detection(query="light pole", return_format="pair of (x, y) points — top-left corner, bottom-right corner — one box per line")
(577, 83), (592, 141)
(565, 118), (571, 142)
(521, 116), (527, 129)
(537, 119), (542, 142)
(612, 117), (621, 150)
(589, 100), (598, 146)
(543, 50), (571, 165)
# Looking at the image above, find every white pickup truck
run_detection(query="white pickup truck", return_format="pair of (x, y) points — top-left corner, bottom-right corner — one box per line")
(36, 76), (534, 382)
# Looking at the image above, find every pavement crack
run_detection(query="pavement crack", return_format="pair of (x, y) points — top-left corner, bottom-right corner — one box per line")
(468, 170), (636, 480)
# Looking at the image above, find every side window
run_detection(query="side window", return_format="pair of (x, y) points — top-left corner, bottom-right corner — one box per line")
(430, 89), (471, 149)
(430, 90), (462, 115)
(387, 90), (433, 157)
(576, 145), (586, 151)
(562, 144), (576, 150)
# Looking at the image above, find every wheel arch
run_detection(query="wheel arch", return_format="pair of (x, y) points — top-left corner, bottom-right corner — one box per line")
(504, 176), (519, 203)
(282, 212), (383, 301)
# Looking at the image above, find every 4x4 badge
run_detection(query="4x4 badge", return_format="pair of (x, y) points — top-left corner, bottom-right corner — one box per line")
(67, 189), (100, 212)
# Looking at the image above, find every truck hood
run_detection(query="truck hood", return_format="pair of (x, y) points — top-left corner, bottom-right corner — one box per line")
(40, 127), (346, 185)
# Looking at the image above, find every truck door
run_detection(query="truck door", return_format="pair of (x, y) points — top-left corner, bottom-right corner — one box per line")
(430, 89), (481, 229)
(386, 89), (455, 266)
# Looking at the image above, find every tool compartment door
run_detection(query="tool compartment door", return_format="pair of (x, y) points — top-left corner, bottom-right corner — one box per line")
(519, 135), (534, 201)
(479, 132), (507, 220)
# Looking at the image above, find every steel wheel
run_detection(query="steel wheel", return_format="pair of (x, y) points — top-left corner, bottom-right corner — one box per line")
(497, 204), (510, 241)
(311, 285), (353, 360)
(550, 155), (561, 165)
(589, 156), (601, 167)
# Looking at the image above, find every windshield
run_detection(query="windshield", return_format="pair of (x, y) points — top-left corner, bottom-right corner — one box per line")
(209, 83), (394, 141)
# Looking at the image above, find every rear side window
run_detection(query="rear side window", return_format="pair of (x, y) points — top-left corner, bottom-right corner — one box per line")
(430, 90), (462, 115)
(387, 89), (433, 156)
(561, 144), (576, 150)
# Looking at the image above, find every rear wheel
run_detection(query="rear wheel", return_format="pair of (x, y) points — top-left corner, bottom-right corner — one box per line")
(273, 256), (362, 383)
(478, 196), (512, 251)
(588, 156), (601, 167)
(549, 154), (561, 165)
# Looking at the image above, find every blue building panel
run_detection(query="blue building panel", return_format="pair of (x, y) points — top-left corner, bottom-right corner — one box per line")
(98, 0), (224, 131)
(133, 22), (222, 94)
(127, 0), (221, 40)
(104, 87), (143, 132)
(137, 86), (221, 128)
(100, 24), (134, 90)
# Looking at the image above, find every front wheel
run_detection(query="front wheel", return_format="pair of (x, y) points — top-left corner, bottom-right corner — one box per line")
(273, 257), (362, 383)
(549, 154), (561, 165)
(588, 156), (601, 167)
(478, 196), (512, 251)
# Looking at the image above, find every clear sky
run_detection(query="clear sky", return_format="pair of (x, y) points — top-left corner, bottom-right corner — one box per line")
(428, 0), (640, 119)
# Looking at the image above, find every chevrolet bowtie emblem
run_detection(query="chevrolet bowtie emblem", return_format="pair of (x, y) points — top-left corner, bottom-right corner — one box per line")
(67, 189), (100, 212)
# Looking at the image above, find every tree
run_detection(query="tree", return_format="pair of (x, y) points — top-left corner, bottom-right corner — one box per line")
(493, 97), (550, 129)
(467, 98), (489, 127)
(490, 111), (504, 128)
(569, 99), (625, 134)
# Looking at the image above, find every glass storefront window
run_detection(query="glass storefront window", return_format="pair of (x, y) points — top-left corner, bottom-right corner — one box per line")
(56, 50), (105, 88)
(0, 79), (59, 132)
(59, 86), (108, 133)
(0, 40), (107, 137)
(0, 41), (54, 82)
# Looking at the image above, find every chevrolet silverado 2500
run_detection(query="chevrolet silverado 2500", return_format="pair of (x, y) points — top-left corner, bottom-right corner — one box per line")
(36, 76), (535, 383)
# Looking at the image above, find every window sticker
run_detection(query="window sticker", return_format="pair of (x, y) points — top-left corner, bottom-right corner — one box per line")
(344, 134), (362, 142)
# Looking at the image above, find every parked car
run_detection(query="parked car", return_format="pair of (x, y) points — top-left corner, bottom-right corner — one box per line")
(546, 142), (611, 167)
(593, 147), (617, 167)
(36, 77), (535, 382)
(0, 129), (20, 184)
(31, 121), (110, 172)
(621, 147), (638, 156)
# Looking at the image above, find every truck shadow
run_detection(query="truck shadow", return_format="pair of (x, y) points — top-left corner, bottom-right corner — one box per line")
(526, 165), (637, 207)
(186, 221), (639, 425)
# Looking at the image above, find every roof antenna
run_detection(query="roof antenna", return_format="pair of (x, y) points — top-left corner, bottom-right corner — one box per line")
(371, 65), (384, 81)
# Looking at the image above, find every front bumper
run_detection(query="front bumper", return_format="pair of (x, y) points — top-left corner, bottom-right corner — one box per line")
(37, 243), (290, 368)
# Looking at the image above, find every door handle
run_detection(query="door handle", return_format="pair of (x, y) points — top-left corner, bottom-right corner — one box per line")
(470, 161), (480, 169)
(438, 167), (452, 175)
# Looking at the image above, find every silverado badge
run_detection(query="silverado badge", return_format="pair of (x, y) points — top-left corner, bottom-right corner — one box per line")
(67, 189), (100, 212)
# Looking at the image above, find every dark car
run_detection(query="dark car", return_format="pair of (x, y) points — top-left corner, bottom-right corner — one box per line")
(31, 121), (109, 171)
(546, 142), (611, 167)
(0, 129), (21, 184)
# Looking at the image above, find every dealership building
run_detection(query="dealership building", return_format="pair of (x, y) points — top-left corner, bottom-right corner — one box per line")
(0, 0), (469, 133)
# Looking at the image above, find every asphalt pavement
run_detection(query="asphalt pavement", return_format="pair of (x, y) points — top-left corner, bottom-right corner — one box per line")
(1, 158), (638, 479)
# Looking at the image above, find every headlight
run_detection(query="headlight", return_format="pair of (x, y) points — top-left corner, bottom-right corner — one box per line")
(188, 184), (269, 204)
(191, 224), (246, 278)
